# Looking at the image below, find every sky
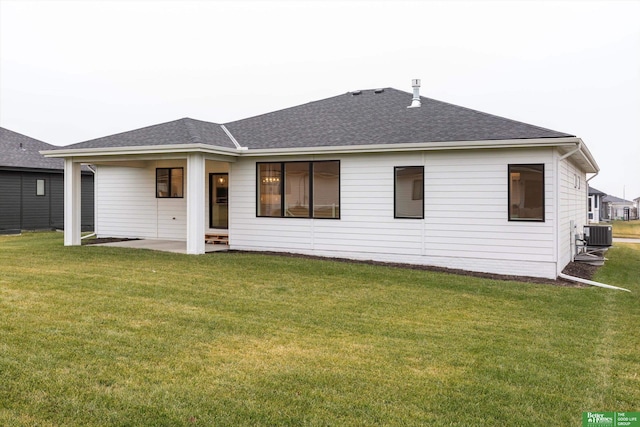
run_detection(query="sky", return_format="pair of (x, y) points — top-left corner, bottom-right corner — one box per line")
(1, 0), (639, 199)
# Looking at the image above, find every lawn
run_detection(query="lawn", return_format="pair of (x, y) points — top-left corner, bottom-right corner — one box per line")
(1, 232), (638, 426)
(612, 220), (640, 238)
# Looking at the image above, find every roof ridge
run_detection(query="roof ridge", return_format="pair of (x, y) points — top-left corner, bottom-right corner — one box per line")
(224, 89), (378, 126)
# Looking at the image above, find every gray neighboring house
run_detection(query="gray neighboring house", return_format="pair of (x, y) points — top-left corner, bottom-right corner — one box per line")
(0, 127), (94, 234)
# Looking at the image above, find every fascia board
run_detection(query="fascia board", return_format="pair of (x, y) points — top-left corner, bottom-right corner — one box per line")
(40, 143), (240, 158)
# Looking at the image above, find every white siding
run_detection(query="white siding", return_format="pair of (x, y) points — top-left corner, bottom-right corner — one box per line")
(557, 156), (588, 274)
(229, 149), (560, 279)
(95, 161), (187, 240)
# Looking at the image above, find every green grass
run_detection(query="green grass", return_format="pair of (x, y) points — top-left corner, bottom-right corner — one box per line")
(1, 232), (639, 426)
(612, 220), (640, 238)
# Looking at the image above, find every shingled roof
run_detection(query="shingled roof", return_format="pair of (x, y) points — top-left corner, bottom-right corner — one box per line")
(225, 88), (574, 149)
(64, 117), (236, 150)
(0, 127), (64, 170)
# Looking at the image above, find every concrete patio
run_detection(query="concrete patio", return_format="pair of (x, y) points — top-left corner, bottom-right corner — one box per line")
(92, 239), (228, 254)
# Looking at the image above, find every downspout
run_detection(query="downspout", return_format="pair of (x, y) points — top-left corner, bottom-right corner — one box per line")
(558, 273), (630, 292)
(586, 171), (600, 223)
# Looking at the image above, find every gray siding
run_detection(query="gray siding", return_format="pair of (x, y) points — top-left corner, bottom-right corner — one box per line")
(0, 170), (94, 233)
(0, 171), (21, 233)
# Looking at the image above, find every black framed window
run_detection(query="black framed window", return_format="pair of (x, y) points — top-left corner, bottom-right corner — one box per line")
(394, 166), (424, 219)
(508, 164), (544, 221)
(257, 161), (340, 219)
(156, 168), (183, 198)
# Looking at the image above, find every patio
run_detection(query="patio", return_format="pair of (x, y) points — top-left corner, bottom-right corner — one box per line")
(91, 239), (228, 254)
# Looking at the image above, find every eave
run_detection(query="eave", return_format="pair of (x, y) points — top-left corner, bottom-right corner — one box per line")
(40, 136), (599, 173)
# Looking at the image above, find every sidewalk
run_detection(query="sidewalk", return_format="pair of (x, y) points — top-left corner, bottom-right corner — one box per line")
(613, 237), (640, 244)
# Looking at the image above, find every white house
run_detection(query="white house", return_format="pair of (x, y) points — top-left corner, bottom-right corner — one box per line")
(43, 82), (599, 279)
(588, 186), (606, 223)
(602, 194), (635, 221)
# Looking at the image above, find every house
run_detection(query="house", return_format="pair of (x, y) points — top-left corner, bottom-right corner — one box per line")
(602, 194), (635, 221)
(43, 82), (599, 279)
(588, 186), (606, 223)
(0, 127), (94, 234)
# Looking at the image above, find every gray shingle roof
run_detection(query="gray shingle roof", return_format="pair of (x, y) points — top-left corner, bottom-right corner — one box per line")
(48, 88), (574, 152)
(0, 127), (64, 170)
(588, 186), (607, 196)
(602, 194), (633, 204)
(64, 118), (235, 150)
(225, 88), (574, 149)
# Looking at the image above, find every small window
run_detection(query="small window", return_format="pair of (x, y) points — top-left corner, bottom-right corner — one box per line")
(156, 168), (183, 198)
(395, 166), (424, 219)
(509, 164), (544, 221)
(36, 179), (45, 196)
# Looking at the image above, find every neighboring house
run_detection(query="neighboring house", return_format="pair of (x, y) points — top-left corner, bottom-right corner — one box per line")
(0, 127), (94, 234)
(43, 83), (599, 279)
(588, 186), (606, 223)
(634, 197), (640, 219)
(602, 194), (635, 221)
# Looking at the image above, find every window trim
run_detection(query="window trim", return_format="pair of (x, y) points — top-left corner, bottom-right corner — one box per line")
(156, 167), (184, 198)
(508, 163), (545, 222)
(36, 179), (46, 196)
(256, 160), (340, 219)
(394, 166), (425, 219)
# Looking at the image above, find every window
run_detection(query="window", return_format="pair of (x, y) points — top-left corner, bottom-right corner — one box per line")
(156, 168), (183, 198)
(257, 161), (340, 219)
(36, 179), (45, 196)
(395, 166), (424, 219)
(508, 164), (544, 221)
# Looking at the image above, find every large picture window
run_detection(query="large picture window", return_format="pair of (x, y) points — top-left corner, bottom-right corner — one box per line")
(508, 164), (544, 221)
(394, 166), (424, 219)
(156, 168), (183, 198)
(257, 161), (340, 219)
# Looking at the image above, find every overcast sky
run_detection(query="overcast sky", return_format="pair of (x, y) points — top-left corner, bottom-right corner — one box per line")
(1, 0), (639, 199)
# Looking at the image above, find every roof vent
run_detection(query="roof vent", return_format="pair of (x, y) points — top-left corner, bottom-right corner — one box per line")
(407, 79), (421, 108)
(351, 90), (362, 96)
(374, 88), (384, 94)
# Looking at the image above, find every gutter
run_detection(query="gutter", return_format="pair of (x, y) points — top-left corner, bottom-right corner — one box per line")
(41, 137), (585, 160)
(558, 273), (630, 292)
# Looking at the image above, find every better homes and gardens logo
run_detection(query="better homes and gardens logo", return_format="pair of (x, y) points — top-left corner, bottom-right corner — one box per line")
(583, 412), (640, 427)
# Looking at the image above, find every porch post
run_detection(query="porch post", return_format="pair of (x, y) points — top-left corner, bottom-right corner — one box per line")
(64, 158), (82, 246)
(186, 153), (205, 254)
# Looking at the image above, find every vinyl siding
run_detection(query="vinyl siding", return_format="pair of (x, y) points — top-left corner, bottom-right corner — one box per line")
(0, 171), (21, 233)
(0, 170), (94, 232)
(95, 161), (187, 240)
(557, 156), (588, 273)
(229, 148), (559, 279)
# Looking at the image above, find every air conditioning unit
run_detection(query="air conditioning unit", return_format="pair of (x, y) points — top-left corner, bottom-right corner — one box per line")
(584, 225), (613, 247)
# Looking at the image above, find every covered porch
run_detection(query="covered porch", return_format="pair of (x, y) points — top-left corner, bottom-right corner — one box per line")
(62, 150), (237, 254)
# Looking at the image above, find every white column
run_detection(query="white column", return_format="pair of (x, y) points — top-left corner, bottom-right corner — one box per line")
(186, 153), (205, 254)
(64, 158), (82, 246)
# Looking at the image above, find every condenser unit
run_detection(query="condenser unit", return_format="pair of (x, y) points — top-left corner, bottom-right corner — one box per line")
(584, 225), (613, 247)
